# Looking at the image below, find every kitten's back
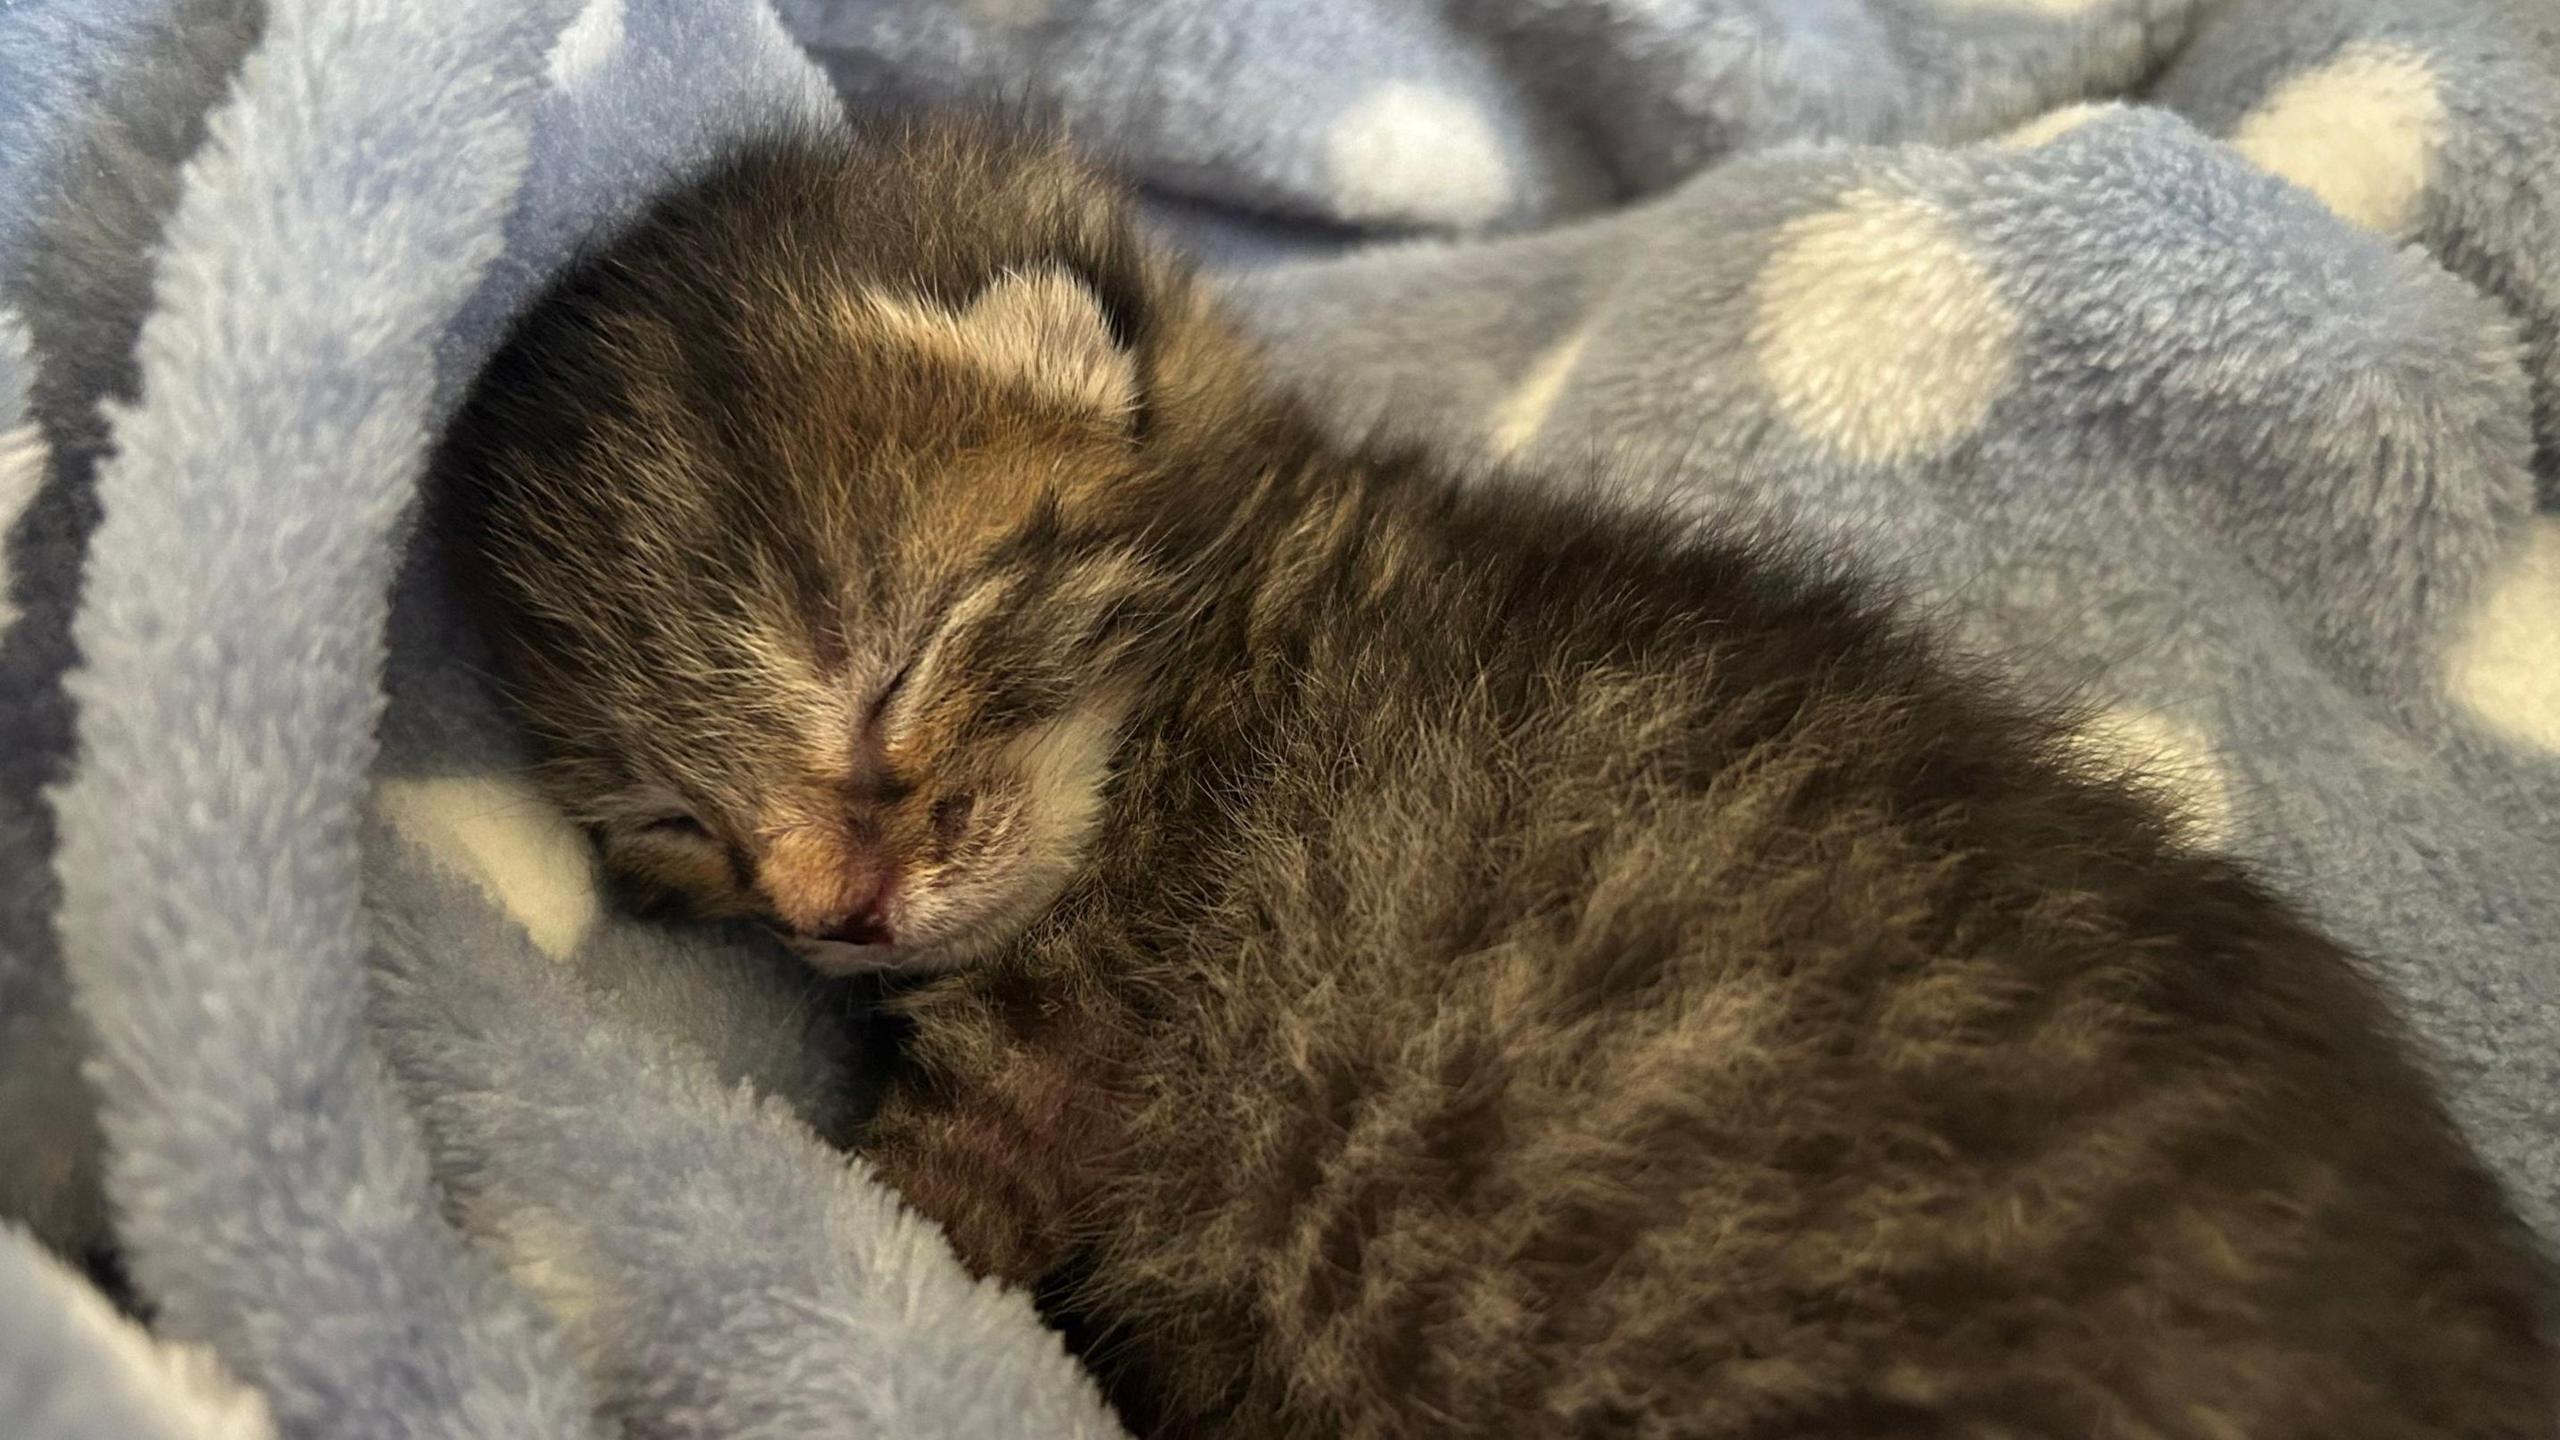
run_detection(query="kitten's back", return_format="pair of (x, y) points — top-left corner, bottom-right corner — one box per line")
(1072, 472), (2557, 1437)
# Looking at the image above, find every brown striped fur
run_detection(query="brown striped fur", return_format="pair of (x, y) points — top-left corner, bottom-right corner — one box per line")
(433, 114), (2557, 1439)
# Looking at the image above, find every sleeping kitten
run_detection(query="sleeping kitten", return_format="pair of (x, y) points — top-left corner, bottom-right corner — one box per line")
(433, 114), (2557, 1439)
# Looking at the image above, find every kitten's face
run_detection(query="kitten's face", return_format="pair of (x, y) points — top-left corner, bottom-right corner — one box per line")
(592, 533), (1144, 976)
(456, 239), (1170, 973)
(587, 509), (1148, 976)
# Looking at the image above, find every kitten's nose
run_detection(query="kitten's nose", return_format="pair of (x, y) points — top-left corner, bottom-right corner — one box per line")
(811, 869), (898, 947)
(761, 828), (902, 943)
(817, 903), (894, 948)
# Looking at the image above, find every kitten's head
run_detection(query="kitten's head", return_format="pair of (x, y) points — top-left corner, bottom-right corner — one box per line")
(437, 118), (1248, 972)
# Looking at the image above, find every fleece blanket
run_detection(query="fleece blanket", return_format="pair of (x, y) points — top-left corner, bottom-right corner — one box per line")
(2, 0), (2556, 1435)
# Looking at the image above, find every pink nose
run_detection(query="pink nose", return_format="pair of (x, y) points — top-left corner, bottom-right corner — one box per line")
(817, 905), (894, 947)
(810, 865), (898, 947)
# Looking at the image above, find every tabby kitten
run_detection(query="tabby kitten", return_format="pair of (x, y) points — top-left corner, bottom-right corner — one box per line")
(434, 114), (2556, 1439)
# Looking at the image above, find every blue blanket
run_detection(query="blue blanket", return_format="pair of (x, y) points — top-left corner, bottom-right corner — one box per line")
(2, 1), (2555, 1435)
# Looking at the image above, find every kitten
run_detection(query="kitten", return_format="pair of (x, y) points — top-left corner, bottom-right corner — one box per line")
(434, 114), (2557, 1439)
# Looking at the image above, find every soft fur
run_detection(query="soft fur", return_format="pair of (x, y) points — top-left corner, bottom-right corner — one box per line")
(437, 116), (2558, 1440)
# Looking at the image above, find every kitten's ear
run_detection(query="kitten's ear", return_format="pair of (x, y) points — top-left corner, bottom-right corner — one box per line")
(857, 266), (1138, 425)
(952, 267), (1138, 422)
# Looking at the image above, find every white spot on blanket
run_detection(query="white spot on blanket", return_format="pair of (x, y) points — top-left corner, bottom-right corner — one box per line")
(546, 0), (625, 91)
(1998, 102), (2113, 149)
(2071, 707), (2235, 847)
(377, 773), (603, 959)
(2231, 43), (2446, 236)
(1751, 190), (2020, 466)
(1488, 329), (1591, 459)
(2447, 517), (2560, 752)
(17, 1241), (275, 1440)
(1326, 83), (1512, 230)
(0, 422), (43, 639)
(489, 1207), (608, 1355)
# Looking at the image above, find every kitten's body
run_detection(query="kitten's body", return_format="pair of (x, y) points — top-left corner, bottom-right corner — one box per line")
(437, 117), (2556, 1438)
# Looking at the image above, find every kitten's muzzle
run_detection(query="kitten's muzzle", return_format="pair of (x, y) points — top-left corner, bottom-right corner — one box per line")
(799, 857), (901, 948)
(758, 822), (906, 945)
(815, 902), (895, 948)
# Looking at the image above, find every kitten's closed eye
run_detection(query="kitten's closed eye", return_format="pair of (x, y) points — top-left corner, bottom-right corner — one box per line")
(870, 657), (919, 724)
(590, 801), (761, 924)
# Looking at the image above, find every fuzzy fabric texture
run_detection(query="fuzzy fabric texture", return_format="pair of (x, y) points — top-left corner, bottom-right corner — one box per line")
(1, 0), (2557, 1435)
(0, 0), (1121, 1435)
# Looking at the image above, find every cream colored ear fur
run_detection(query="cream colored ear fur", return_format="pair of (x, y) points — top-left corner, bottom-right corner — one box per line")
(855, 266), (1137, 418)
